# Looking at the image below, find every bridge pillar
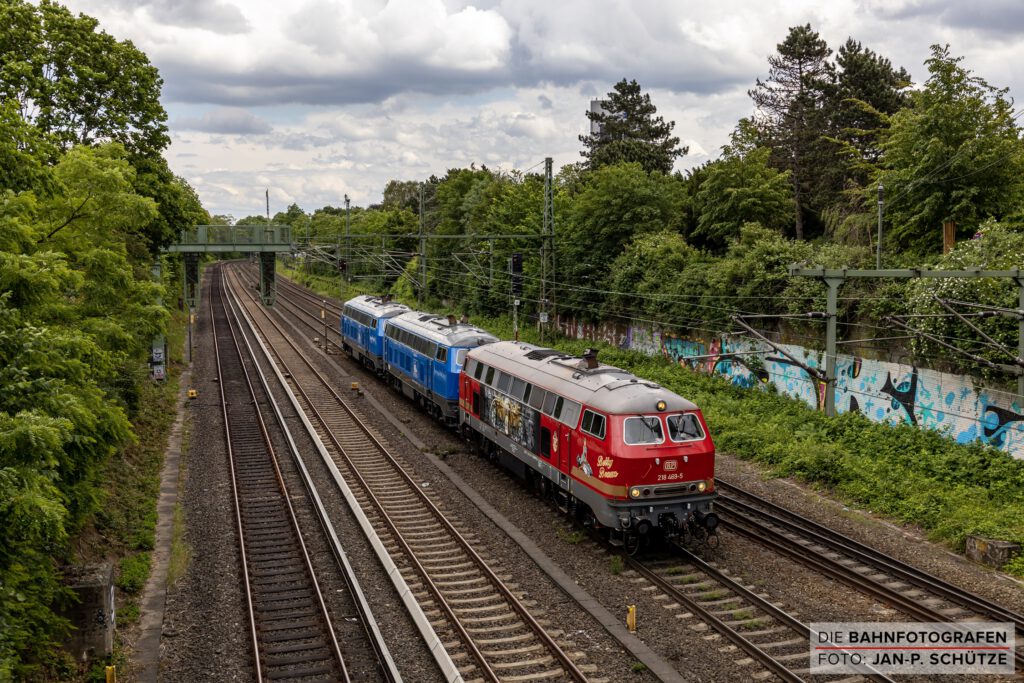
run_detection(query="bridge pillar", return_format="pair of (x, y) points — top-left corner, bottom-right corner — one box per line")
(183, 253), (200, 309)
(259, 252), (276, 306)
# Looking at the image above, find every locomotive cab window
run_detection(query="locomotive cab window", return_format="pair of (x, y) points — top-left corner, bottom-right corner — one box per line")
(667, 413), (704, 442)
(560, 400), (582, 428)
(581, 410), (606, 440)
(436, 346), (447, 362)
(465, 358), (477, 376)
(623, 416), (665, 445)
(529, 387), (546, 410)
(552, 396), (564, 419)
(455, 349), (468, 367)
(496, 371), (511, 393)
(542, 392), (557, 415)
(510, 377), (526, 400)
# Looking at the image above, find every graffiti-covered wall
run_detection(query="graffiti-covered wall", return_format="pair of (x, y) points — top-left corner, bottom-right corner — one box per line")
(556, 317), (1024, 459)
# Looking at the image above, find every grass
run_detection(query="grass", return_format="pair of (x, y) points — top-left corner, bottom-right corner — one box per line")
(630, 662), (648, 673)
(116, 553), (151, 594)
(697, 589), (728, 601)
(167, 502), (191, 587)
(610, 555), (624, 575)
(555, 526), (586, 545)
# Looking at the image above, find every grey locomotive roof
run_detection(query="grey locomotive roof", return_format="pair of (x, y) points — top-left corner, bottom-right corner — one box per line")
(468, 341), (698, 415)
(345, 294), (410, 319)
(387, 311), (499, 348)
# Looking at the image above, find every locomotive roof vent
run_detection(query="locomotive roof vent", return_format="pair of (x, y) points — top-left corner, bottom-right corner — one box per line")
(446, 314), (456, 326)
(581, 348), (599, 370)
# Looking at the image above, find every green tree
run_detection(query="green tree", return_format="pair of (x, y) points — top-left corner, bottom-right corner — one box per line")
(0, 101), (56, 194)
(560, 162), (683, 318)
(690, 124), (794, 251)
(828, 39), (911, 172)
(580, 79), (686, 174)
(605, 230), (698, 324)
(130, 156), (209, 251)
(381, 179), (422, 213)
(879, 45), (1024, 254)
(749, 24), (832, 240)
(0, 0), (168, 160)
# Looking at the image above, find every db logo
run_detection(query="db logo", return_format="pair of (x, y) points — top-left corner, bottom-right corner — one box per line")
(663, 460), (677, 471)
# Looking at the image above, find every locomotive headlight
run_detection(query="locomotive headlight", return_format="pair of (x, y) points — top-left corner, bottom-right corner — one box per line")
(656, 400), (667, 411)
(629, 487), (641, 499)
(697, 481), (706, 493)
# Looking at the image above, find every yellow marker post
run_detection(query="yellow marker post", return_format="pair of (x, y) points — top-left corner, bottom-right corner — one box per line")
(105, 665), (116, 683)
(627, 604), (637, 633)
(188, 389), (198, 399)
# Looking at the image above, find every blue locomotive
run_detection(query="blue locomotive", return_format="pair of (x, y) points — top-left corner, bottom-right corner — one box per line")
(340, 295), (410, 373)
(380, 310), (497, 423)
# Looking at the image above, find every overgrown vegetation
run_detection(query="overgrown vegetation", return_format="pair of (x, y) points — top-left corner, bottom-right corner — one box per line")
(0, 1), (203, 675)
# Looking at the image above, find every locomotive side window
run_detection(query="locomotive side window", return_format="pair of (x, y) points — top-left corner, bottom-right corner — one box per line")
(529, 387), (545, 410)
(552, 396), (564, 419)
(522, 383), (532, 404)
(581, 410), (606, 439)
(623, 416), (665, 445)
(474, 362), (485, 380)
(510, 377), (526, 400)
(496, 371), (511, 393)
(436, 346), (447, 362)
(560, 400), (582, 428)
(466, 359), (477, 376)
(540, 427), (552, 457)
(542, 392), (557, 415)
(485, 366), (495, 385)
(667, 413), (704, 442)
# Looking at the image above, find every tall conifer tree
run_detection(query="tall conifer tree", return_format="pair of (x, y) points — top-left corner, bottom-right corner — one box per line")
(579, 79), (686, 175)
(749, 24), (832, 239)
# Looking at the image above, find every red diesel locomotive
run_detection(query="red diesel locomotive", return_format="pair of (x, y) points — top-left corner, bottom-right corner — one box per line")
(460, 341), (718, 548)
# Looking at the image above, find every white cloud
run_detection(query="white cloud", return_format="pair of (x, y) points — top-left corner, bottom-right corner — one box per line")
(174, 108), (273, 135)
(57, 0), (1024, 217)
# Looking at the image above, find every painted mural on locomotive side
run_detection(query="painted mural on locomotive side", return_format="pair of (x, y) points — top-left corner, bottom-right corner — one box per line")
(480, 385), (539, 453)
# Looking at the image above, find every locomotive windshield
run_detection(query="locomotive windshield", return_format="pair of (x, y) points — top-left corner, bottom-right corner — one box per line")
(623, 416), (664, 445)
(667, 413), (704, 442)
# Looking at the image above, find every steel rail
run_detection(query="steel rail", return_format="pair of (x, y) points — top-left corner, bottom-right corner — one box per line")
(222, 279), (403, 683)
(211, 270), (263, 683)
(212, 267), (350, 682)
(227, 264), (589, 683)
(717, 480), (1024, 633)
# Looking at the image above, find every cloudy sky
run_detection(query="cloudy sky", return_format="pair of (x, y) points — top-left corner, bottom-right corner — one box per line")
(60, 0), (1024, 219)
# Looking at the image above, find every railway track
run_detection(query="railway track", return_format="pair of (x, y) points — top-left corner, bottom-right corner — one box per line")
(211, 269), (351, 682)
(270, 276), (347, 349)
(715, 480), (1024, 669)
(261, 267), (1024, 678)
(226, 265), (595, 683)
(621, 542), (896, 683)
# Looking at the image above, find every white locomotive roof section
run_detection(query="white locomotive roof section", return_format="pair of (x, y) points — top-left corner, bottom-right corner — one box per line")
(470, 341), (699, 414)
(345, 294), (410, 319)
(388, 311), (499, 348)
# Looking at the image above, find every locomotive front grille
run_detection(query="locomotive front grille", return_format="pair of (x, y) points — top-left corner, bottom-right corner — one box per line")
(648, 480), (707, 498)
